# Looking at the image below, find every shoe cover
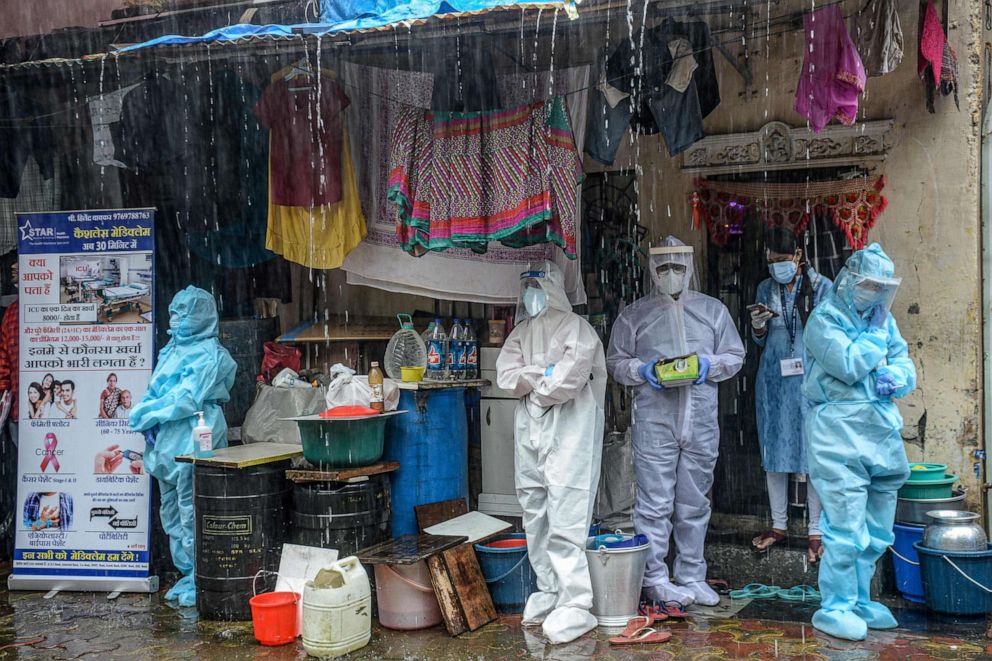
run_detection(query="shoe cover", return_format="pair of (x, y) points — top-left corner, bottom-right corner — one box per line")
(522, 591), (558, 626)
(811, 608), (868, 641)
(854, 601), (898, 629)
(677, 580), (720, 606)
(643, 581), (696, 607)
(164, 574), (196, 608)
(542, 606), (597, 644)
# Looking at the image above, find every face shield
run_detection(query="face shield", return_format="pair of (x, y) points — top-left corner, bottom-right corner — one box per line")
(648, 243), (694, 297)
(517, 271), (549, 320)
(848, 272), (901, 312)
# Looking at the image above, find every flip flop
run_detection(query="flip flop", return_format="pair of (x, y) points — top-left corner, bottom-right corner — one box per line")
(752, 529), (788, 551)
(619, 613), (667, 638)
(707, 578), (731, 595)
(808, 537), (824, 564)
(609, 627), (673, 646)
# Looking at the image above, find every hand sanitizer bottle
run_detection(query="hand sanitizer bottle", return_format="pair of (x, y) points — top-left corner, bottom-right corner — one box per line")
(194, 411), (213, 459)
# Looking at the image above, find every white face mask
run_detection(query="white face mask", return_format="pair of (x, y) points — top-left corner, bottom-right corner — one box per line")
(523, 287), (547, 317)
(657, 270), (685, 296)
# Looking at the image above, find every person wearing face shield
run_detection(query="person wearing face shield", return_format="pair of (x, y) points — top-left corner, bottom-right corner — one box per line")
(496, 262), (607, 644)
(129, 287), (237, 608)
(802, 243), (915, 641)
(607, 235), (745, 607)
(749, 229), (831, 563)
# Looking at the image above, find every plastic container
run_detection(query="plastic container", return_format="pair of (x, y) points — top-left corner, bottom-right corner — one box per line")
(585, 533), (650, 626)
(915, 543), (992, 616)
(425, 319), (448, 381)
(891, 523), (925, 603)
(373, 561), (443, 630)
(907, 463), (948, 481)
(897, 474), (957, 500)
(400, 366), (425, 382)
(384, 314), (427, 381)
(296, 416), (389, 468)
(249, 591), (300, 646)
(302, 557), (372, 658)
(193, 410), (213, 459)
(384, 388), (468, 536)
(474, 533), (537, 614)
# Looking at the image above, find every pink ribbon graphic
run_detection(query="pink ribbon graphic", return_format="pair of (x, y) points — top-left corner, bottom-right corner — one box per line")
(40, 433), (59, 472)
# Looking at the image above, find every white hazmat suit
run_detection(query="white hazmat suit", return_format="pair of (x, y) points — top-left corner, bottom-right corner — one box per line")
(496, 262), (607, 644)
(607, 236), (744, 607)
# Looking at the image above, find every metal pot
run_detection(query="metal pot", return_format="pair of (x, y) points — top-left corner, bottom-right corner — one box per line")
(585, 535), (649, 627)
(922, 510), (988, 552)
(896, 488), (967, 526)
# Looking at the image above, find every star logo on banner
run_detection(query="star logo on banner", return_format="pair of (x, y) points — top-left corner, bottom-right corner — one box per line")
(19, 220), (34, 242)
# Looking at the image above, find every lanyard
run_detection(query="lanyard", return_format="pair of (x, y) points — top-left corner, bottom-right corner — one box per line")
(778, 276), (801, 357)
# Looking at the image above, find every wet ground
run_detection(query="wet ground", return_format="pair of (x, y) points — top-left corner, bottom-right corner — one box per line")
(1, 570), (990, 660)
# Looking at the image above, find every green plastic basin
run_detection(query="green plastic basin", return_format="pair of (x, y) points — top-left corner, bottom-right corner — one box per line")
(898, 474), (957, 500)
(296, 418), (385, 468)
(907, 463), (948, 482)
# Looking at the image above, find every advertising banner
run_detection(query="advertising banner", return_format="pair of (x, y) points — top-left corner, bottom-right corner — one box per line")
(9, 209), (157, 593)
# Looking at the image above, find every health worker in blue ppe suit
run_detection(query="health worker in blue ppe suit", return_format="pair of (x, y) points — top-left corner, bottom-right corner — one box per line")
(607, 236), (745, 607)
(130, 286), (237, 608)
(750, 228), (831, 563)
(497, 262), (607, 644)
(803, 243), (915, 641)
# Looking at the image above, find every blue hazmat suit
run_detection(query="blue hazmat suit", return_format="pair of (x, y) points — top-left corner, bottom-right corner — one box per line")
(130, 287), (237, 608)
(607, 236), (745, 607)
(802, 244), (916, 641)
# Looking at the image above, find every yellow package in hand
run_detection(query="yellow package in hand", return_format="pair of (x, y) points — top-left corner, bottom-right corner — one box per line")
(654, 354), (700, 388)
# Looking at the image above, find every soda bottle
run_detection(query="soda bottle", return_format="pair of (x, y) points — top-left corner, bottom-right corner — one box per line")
(425, 319), (447, 381)
(448, 319), (464, 380)
(464, 319), (478, 379)
(368, 361), (384, 413)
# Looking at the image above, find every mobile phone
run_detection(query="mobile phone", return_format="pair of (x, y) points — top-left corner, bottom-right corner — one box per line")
(746, 304), (779, 317)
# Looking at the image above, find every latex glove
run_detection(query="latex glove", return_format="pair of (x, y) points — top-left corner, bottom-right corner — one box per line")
(544, 364), (555, 377)
(638, 360), (664, 390)
(875, 371), (904, 398)
(869, 305), (888, 329)
(695, 356), (712, 385)
(750, 307), (774, 330)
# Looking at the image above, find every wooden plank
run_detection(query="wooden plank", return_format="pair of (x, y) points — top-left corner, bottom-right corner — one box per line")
(175, 442), (302, 468)
(415, 499), (469, 530)
(357, 533), (466, 566)
(426, 553), (468, 636)
(423, 512), (512, 545)
(397, 379), (490, 391)
(286, 461), (400, 483)
(441, 544), (497, 631)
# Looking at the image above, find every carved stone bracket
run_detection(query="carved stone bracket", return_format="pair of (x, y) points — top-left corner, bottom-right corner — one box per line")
(682, 120), (894, 175)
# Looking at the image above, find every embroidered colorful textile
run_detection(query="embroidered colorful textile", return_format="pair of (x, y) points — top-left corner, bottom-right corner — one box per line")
(693, 176), (888, 250)
(794, 5), (866, 132)
(387, 97), (581, 258)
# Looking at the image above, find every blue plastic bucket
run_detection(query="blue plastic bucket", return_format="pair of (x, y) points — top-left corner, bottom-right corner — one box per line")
(891, 523), (925, 603)
(475, 533), (537, 614)
(915, 542), (992, 616)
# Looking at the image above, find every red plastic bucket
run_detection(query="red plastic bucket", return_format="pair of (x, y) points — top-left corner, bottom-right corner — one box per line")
(484, 538), (527, 550)
(249, 591), (300, 646)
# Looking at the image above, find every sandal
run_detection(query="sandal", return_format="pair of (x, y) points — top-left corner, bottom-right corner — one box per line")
(609, 627), (673, 646)
(807, 537), (824, 564)
(617, 613), (666, 639)
(752, 529), (788, 551)
(639, 601), (687, 620)
(707, 578), (731, 595)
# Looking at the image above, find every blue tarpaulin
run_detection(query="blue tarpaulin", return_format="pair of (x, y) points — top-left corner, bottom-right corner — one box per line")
(119, 0), (567, 51)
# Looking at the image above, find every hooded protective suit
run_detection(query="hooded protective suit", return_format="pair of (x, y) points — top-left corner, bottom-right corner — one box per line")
(803, 243), (915, 641)
(130, 287), (237, 608)
(607, 236), (744, 607)
(496, 262), (607, 644)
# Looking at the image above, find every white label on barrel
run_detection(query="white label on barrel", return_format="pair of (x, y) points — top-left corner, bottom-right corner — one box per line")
(203, 515), (252, 536)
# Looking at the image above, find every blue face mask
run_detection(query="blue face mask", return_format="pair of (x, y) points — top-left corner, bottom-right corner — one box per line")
(852, 286), (885, 312)
(769, 261), (797, 284)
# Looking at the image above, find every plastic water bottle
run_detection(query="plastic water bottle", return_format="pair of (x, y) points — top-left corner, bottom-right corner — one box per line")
(449, 319), (465, 380)
(421, 319), (435, 344)
(464, 319), (478, 380)
(384, 314), (427, 381)
(425, 319), (447, 381)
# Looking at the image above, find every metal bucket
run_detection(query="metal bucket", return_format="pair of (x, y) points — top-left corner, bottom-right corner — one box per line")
(585, 534), (649, 627)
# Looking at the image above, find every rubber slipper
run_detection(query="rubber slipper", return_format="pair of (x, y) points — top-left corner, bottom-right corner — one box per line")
(609, 627), (673, 646)
(707, 578), (731, 595)
(619, 613), (666, 638)
(808, 537), (823, 564)
(660, 601), (689, 619)
(639, 601), (681, 620)
(752, 529), (788, 551)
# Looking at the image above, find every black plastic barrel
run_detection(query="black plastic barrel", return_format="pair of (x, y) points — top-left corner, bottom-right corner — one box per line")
(218, 317), (278, 427)
(290, 474), (392, 557)
(194, 460), (291, 621)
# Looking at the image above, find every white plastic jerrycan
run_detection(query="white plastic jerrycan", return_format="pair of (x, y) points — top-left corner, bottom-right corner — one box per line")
(302, 556), (372, 659)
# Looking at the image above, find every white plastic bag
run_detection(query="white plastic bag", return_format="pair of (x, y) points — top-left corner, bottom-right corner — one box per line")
(325, 364), (400, 411)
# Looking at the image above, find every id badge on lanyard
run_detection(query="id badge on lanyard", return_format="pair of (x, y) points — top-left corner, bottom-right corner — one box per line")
(779, 282), (803, 377)
(780, 357), (804, 377)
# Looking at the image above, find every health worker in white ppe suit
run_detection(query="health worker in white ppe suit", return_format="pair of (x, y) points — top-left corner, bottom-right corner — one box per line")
(607, 236), (745, 607)
(496, 262), (607, 644)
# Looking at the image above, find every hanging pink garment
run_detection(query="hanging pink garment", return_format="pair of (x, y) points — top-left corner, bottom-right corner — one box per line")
(918, 0), (945, 83)
(794, 5), (867, 133)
